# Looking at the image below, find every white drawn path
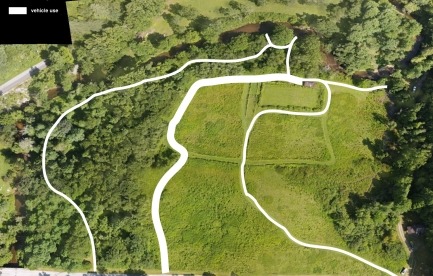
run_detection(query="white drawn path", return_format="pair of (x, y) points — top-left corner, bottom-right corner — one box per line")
(42, 34), (396, 276)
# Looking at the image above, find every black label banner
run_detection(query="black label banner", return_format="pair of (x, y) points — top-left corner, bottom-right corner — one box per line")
(1, 0), (75, 44)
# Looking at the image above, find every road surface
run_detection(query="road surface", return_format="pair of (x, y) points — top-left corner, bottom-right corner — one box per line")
(397, 219), (411, 275)
(397, 219), (411, 254)
(0, 60), (46, 95)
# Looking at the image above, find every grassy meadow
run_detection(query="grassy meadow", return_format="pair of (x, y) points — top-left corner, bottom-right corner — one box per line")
(160, 80), (405, 274)
(158, 159), (383, 275)
(0, 153), (11, 197)
(176, 84), (245, 159)
(259, 82), (323, 109)
(177, 82), (331, 163)
(247, 114), (332, 162)
(256, 87), (406, 271)
(168, 0), (331, 18)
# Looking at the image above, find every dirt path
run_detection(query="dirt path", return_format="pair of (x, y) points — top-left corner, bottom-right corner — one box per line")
(397, 218), (411, 255)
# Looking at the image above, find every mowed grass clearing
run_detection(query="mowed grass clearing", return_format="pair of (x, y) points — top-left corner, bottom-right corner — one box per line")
(247, 114), (332, 162)
(259, 82), (323, 110)
(177, 82), (329, 162)
(159, 159), (382, 275)
(0, 140), (10, 189)
(176, 84), (244, 158)
(0, 154), (11, 195)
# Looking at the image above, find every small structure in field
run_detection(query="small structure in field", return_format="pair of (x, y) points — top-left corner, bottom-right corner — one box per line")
(407, 225), (426, 235)
(407, 226), (416, 234)
(303, 81), (316, 88)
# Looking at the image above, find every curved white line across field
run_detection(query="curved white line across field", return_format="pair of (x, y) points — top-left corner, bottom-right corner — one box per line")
(158, 74), (393, 275)
(42, 33), (395, 276)
(41, 35), (294, 272)
(240, 99), (399, 276)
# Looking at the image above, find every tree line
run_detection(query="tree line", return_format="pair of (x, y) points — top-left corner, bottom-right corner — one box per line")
(0, 0), (431, 272)
(317, 0), (433, 265)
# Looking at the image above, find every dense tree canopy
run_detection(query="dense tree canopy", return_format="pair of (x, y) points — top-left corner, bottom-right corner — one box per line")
(306, 0), (422, 72)
(1, 0), (433, 272)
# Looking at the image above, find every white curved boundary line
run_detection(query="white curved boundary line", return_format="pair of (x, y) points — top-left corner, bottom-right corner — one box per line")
(153, 37), (394, 274)
(41, 34), (395, 275)
(241, 98), (399, 276)
(42, 34), (293, 272)
(155, 74), (393, 275)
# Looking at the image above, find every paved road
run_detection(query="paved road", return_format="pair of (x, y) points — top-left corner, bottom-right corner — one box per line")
(0, 60), (46, 95)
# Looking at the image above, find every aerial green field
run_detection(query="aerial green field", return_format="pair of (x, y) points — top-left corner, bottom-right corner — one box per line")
(259, 82), (323, 110)
(171, 81), (405, 273)
(177, 82), (331, 163)
(0, 154), (11, 196)
(158, 159), (383, 275)
(247, 114), (332, 162)
(176, 84), (245, 159)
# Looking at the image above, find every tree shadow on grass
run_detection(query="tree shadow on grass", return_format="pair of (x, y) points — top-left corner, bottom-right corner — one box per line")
(123, 268), (147, 275)
(147, 33), (166, 48)
(372, 112), (389, 125)
(189, 15), (212, 32)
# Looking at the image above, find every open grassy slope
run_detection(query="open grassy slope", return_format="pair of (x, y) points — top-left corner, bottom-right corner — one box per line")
(167, 81), (405, 273)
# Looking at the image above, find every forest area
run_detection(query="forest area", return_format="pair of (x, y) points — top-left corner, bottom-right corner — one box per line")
(0, 0), (433, 274)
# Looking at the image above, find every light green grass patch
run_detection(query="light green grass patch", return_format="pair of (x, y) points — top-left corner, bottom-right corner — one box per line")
(0, 45), (45, 85)
(326, 89), (389, 192)
(149, 17), (174, 36)
(259, 82), (323, 110)
(161, 159), (383, 275)
(65, 1), (79, 18)
(69, 20), (106, 41)
(176, 84), (244, 158)
(0, 141), (14, 219)
(0, 154), (11, 194)
(265, 89), (389, 195)
(242, 83), (260, 130)
(170, 80), (402, 271)
(246, 165), (347, 244)
(0, 140), (11, 190)
(247, 114), (331, 162)
(177, 82), (329, 162)
(155, 0), (338, 34)
(268, 88), (405, 270)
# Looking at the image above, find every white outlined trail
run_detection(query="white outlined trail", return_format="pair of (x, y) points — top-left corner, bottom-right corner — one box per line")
(42, 34), (396, 275)
(42, 34), (295, 272)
